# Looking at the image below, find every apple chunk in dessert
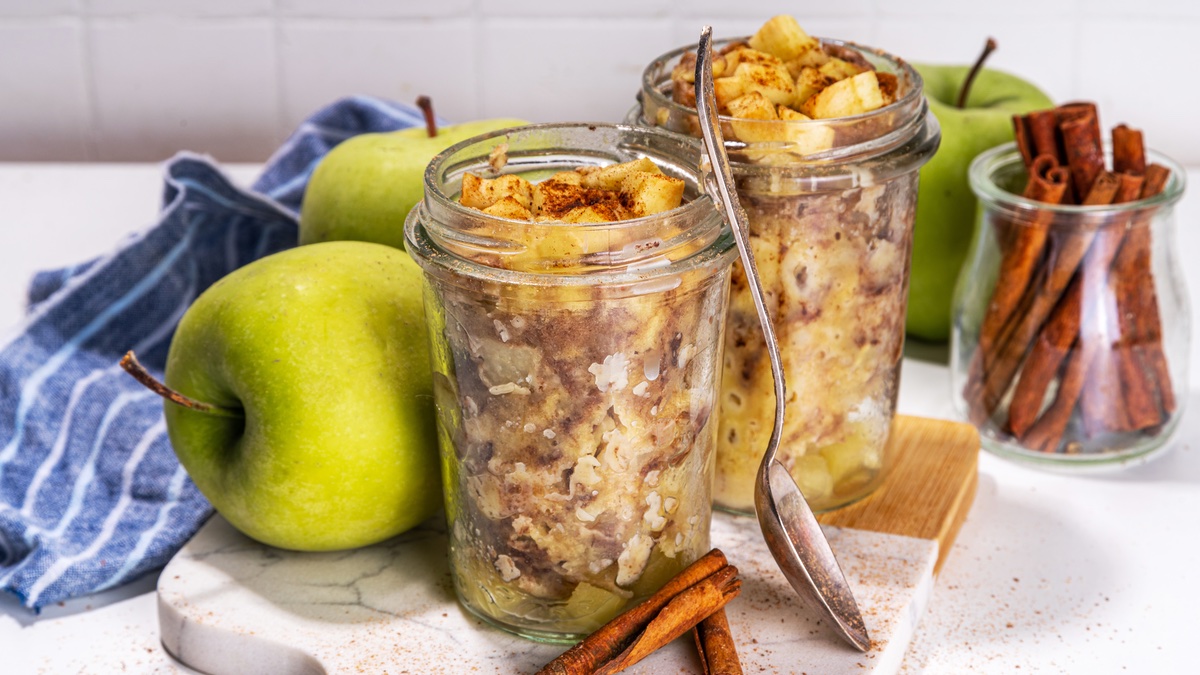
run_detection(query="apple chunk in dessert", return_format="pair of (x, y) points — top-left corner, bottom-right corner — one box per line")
(427, 158), (726, 637)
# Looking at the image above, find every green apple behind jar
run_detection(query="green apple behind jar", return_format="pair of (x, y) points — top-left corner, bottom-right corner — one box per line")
(907, 42), (1053, 341)
(299, 97), (527, 250)
(123, 241), (440, 551)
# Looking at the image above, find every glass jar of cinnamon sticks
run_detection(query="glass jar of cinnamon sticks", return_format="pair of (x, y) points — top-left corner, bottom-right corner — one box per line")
(952, 103), (1188, 466)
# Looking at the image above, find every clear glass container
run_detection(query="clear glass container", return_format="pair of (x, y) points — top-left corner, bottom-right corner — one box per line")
(631, 37), (940, 513)
(404, 123), (736, 642)
(952, 143), (1189, 468)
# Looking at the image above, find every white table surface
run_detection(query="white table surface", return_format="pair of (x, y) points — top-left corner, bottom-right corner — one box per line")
(1, 162), (1197, 674)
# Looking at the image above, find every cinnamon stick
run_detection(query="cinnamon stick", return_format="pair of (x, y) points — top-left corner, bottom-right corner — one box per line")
(537, 550), (732, 675)
(1010, 172), (1139, 439)
(1059, 107), (1105, 204)
(594, 566), (741, 675)
(1136, 167), (1176, 417)
(1079, 171), (1154, 435)
(1112, 124), (1146, 175)
(1013, 114), (1036, 168)
(970, 171), (1118, 420)
(1027, 109), (1065, 165)
(693, 609), (744, 675)
(1111, 163), (1175, 421)
(1020, 335), (1099, 453)
(965, 155), (1069, 418)
(1080, 342), (1131, 437)
(989, 155), (1072, 342)
(1055, 101), (1098, 129)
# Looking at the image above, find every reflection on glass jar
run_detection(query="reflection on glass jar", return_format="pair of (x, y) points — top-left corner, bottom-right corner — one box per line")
(632, 37), (940, 513)
(404, 123), (736, 642)
(952, 143), (1189, 468)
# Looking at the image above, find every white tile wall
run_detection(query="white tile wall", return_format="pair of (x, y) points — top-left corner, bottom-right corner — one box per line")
(278, 18), (478, 128)
(681, 0), (873, 17)
(874, 16), (1079, 103)
(479, 0), (672, 17)
(0, 0), (1197, 164)
(0, 0), (80, 16)
(1079, 18), (1200, 167)
(86, 0), (274, 17)
(0, 18), (89, 159)
(276, 0), (472, 19)
(480, 17), (675, 125)
(88, 17), (280, 161)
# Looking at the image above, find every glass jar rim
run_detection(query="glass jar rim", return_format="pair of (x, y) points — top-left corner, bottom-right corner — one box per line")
(969, 141), (1187, 217)
(406, 122), (736, 288)
(639, 36), (927, 162)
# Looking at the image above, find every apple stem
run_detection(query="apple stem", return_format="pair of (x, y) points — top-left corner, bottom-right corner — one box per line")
(956, 37), (998, 109)
(119, 350), (243, 418)
(416, 95), (438, 138)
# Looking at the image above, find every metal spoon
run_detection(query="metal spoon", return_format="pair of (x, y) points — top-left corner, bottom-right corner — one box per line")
(693, 25), (871, 653)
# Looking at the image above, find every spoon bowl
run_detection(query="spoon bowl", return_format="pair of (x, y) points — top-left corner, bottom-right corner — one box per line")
(757, 460), (871, 650)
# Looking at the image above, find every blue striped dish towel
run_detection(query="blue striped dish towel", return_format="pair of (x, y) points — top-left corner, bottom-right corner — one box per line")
(0, 96), (428, 610)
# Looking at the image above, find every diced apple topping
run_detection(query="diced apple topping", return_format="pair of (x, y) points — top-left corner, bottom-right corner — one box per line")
(793, 66), (836, 108)
(459, 158), (685, 223)
(748, 15), (818, 62)
(482, 196), (533, 220)
(461, 173), (533, 211)
(669, 14), (905, 148)
(727, 90), (777, 122)
(818, 57), (864, 82)
(800, 71), (884, 119)
(580, 156), (661, 191)
(732, 60), (796, 106)
(622, 171), (686, 218)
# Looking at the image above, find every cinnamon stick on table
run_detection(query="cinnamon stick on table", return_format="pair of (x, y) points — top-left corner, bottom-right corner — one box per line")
(537, 549), (741, 675)
(693, 608), (744, 675)
(594, 567), (741, 675)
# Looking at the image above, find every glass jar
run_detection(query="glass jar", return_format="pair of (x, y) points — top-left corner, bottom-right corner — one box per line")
(631, 38), (940, 513)
(404, 123), (736, 642)
(951, 143), (1189, 468)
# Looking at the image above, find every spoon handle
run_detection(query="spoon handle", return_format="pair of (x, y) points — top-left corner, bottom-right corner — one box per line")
(693, 26), (871, 653)
(693, 28), (786, 468)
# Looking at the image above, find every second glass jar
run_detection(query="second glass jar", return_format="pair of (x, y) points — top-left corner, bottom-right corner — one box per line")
(633, 37), (941, 513)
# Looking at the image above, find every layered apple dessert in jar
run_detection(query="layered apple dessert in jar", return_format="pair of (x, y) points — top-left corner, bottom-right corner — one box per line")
(404, 123), (736, 642)
(631, 16), (941, 513)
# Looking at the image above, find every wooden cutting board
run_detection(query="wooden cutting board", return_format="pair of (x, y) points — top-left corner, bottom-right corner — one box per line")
(157, 415), (978, 675)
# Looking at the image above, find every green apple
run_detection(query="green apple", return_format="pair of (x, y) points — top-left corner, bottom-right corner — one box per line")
(908, 48), (1053, 342)
(299, 100), (527, 250)
(129, 241), (440, 551)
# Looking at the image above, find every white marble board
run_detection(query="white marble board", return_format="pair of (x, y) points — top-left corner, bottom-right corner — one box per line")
(158, 513), (937, 674)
